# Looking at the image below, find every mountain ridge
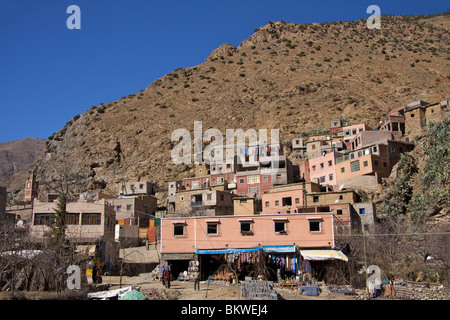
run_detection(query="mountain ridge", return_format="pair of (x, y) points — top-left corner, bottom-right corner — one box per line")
(12, 13), (450, 201)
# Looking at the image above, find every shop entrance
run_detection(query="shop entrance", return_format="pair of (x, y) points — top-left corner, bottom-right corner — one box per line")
(167, 260), (190, 280)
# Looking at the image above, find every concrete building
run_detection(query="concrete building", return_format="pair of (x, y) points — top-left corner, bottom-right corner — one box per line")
(118, 181), (156, 196)
(309, 151), (338, 188)
(109, 195), (157, 227)
(174, 188), (234, 216)
(233, 196), (261, 215)
(342, 123), (371, 143)
(24, 171), (39, 202)
(261, 182), (322, 214)
(30, 198), (117, 262)
(404, 100), (449, 138)
(335, 140), (414, 190)
(349, 131), (394, 151)
(160, 212), (336, 279)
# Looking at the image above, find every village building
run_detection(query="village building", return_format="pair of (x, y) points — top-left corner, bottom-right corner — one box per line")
(335, 139), (414, 191)
(29, 198), (117, 263)
(160, 212), (339, 281)
(173, 188), (234, 217)
(232, 196), (261, 215)
(404, 100), (449, 138)
(24, 171), (39, 202)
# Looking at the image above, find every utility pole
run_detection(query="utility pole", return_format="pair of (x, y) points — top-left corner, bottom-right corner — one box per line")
(363, 232), (369, 298)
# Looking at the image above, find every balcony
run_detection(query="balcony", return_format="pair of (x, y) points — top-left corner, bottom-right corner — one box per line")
(190, 201), (203, 207)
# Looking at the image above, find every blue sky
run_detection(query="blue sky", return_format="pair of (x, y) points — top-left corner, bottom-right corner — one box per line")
(0, 0), (448, 143)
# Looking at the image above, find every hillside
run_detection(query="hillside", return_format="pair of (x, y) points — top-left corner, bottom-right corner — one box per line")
(35, 13), (450, 198)
(0, 138), (46, 181)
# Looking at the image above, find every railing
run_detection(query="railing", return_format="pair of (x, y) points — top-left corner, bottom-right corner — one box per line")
(190, 201), (203, 207)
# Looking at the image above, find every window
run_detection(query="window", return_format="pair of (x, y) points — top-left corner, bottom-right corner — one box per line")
(247, 175), (260, 184)
(339, 195), (343, 200)
(173, 223), (185, 236)
(274, 221), (287, 233)
(240, 199), (247, 204)
(359, 208), (366, 215)
(82, 213), (101, 225)
(312, 145), (316, 150)
(350, 160), (360, 172)
(263, 176), (269, 182)
(265, 201), (270, 207)
(295, 198), (300, 204)
(374, 160), (379, 166)
(312, 165), (316, 171)
(320, 163), (324, 169)
(336, 209), (343, 215)
(34, 213), (54, 225)
(282, 197), (292, 206)
(239, 178), (245, 184)
(66, 213), (79, 225)
(363, 161), (368, 167)
(329, 174), (334, 181)
(320, 176), (326, 183)
(275, 200), (280, 206)
(116, 205), (122, 211)
(240, 221), (253, 234)
(207, 193), (212, 201)
(276, 174), (282, 180)
(313, 196), (319, 203)
(341, 167), (345, 173)
(206, 223), (218, 235)
(126, 204), (132, 211)
(328, 160), (333, 166)
(309, 220), (321, 232)
(383, 162), (387, 168)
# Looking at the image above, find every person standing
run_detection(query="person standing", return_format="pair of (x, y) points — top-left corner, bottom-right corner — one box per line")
(193, 267), (200, 291)
(163, 266), (171, 289)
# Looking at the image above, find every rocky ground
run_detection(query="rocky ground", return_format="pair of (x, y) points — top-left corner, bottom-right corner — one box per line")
(2, 272), (447, 300)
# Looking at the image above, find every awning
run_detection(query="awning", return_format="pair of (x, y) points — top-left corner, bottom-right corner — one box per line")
(263, 245), (297, 254)
(196, 247), (262, 255)
(300, 250), (348, 262)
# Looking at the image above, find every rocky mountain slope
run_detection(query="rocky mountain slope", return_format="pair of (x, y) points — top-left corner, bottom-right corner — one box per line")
(34, 13), (449, 198)
(0, 138), (46, 181)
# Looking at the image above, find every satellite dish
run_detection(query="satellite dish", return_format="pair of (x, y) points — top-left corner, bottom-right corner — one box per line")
(339, 184), (344, 190)
(335, 199), (339, 203)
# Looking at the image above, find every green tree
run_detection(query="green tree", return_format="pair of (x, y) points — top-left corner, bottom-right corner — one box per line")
(45, 194), (68, 257)
(380, 153), (418, 218)
(409, 119), (450, 222)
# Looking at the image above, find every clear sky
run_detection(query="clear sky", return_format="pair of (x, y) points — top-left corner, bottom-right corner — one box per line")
(0, 0), (448, 143)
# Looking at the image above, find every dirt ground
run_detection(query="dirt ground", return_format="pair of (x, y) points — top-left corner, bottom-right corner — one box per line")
(0, 274), (359, 300)
(95, 275), (358, 300)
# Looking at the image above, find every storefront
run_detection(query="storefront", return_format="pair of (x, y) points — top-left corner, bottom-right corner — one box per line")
(299, 249), (349, 283)
(196, 247), (265, 281)
(263, 245), (300, 282)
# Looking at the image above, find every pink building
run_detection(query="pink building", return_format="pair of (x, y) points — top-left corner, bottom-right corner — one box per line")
(161, 213), (334, 253)
(160, 212), (337, 279)
(308, 151), (337, 187)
